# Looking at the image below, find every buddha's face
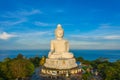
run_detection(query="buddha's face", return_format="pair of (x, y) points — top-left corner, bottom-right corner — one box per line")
(56, 30), (64, 38)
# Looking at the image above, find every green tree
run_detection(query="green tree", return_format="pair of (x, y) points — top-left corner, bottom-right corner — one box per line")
(29, 56), (41, 67)
(76, 56), (84, 62)
(16, 53), (24, 59)
(82, 72), (92, 80)
(91, 58), (120, 80)
(10, 59), (35, 79)
(113, 60), (120, 79)
(105, 66), (116, 80)
(0, 57), (13, 79)
(0, 77), (4, 80)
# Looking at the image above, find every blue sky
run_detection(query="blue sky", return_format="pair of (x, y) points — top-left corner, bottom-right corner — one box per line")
(0, 0), (120, 50)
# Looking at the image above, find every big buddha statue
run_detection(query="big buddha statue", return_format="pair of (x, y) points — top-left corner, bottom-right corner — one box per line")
(48, 24), (73, 59)
(44, 24), (77, 69)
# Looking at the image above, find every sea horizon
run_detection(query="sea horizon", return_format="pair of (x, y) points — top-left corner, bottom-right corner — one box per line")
(0, 49), (120, 62)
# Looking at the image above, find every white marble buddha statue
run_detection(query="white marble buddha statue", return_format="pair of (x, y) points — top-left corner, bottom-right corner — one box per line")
(48, 24), (73, 59)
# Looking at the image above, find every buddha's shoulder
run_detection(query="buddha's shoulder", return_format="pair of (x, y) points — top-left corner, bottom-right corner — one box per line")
(63, 39), (68, 42)
(51, 39), (68, 42)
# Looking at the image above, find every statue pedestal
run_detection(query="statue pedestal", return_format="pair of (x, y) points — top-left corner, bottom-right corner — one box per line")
(44, 58), (77, 69)
(40, 58), (81, 76)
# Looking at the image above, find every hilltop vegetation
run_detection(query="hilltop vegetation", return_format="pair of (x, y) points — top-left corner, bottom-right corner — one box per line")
(76, 57), (120, 80)
(0, 54), (120, 80)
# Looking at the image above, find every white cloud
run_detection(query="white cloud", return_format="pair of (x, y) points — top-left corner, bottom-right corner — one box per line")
(19, 9), (42, 16)
(70, 35), (120, 40)
(0, 9), (42, 27)
(103, 35), (120, 40)
(70, 24), (120, 41)
(68, 24), (120, 49)
(1, 9), (42, 18)
(0, 19), (26, 26)
(74, 24), (120, 38)
(15, 30), (53, 41)
(70, 35), (89, 39)
(13, 30), (53, 49)
(34, 22), (73, 27)
(70, 40), (100, 45)
(0, 32), (16, 40)
(34, 21), (55, 26)
(18, 31), (53, 37)
(0, 30), (53, 49)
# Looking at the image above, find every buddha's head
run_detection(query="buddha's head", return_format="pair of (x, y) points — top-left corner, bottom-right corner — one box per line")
(55, 24), (64, 38)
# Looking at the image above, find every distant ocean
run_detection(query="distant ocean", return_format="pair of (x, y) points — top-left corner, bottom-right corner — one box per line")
(0, 50), (120, 62)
